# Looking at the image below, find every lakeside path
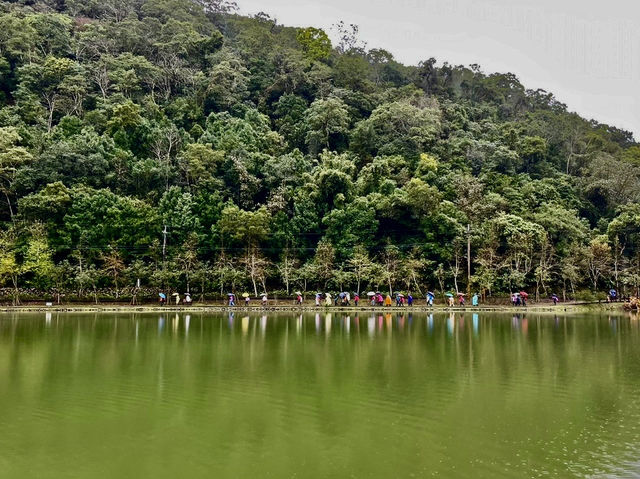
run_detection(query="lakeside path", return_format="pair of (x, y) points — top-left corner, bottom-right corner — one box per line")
(0, 302), (625, 314)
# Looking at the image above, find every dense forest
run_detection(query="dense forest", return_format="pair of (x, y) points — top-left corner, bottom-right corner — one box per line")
(0, 0), (639, 304)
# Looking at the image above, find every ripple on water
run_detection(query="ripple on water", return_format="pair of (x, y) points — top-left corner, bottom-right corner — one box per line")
(0, 312), (639, 478)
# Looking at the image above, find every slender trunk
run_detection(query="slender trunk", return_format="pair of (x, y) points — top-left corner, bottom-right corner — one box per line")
(46, 96), (56, 133)
(12, 275), (19, 306)
(4, 191), (14, 220)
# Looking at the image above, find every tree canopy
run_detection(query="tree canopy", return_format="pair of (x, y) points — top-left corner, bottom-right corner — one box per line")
(0, 0), (638, 302)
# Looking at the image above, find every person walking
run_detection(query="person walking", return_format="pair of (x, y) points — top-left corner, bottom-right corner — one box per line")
(262, 294), (268, 307)
(472, 293), (479, 307)
(427, 291), (434, 307)
(385, 295), (392, 307)
(315, 293), (321, 307)
(551, 293), (559, 305)
(354, 293), (360, 307)
(407, 293), (413, 307)
(325, 293), (332, 307)
(245, 295), (251, 306)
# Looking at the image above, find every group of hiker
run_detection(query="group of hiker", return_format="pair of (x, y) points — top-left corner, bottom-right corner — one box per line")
(511, 291), (529, 307)
(156, 289), (569, 308)
(158, 292), (192, 306)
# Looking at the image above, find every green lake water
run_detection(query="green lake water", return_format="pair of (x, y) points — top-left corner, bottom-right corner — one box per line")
(0, 311), (639, 478)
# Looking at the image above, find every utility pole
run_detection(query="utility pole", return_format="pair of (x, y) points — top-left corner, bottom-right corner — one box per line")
(162, 225), (168, 269)
(466, 223), (471, 297)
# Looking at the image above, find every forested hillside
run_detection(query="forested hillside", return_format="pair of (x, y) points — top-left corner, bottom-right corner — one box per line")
(0, 0), (639, 303)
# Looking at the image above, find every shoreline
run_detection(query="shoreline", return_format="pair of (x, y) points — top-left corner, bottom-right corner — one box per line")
(0, 302), (624, 314)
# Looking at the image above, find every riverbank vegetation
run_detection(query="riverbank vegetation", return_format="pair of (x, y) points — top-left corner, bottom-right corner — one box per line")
(0, 0), (639, 304)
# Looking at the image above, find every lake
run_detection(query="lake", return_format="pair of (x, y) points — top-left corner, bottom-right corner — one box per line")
(0, 311), (639, 478)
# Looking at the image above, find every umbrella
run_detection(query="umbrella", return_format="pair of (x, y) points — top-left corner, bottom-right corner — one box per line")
(520, 291), (529, 298)
(227, 293), (235, 297)
(172, 292), (179, 296)
(294, 291), (302, 296)
(367, 292), (376, 297)
(159, 293), (166, 299)
(242, 293), (250, 298)
(339, 292), (345, 299)
(397, 293), (405, 297)
(457, 292), (466, 296)
(445, 293), (454, 298)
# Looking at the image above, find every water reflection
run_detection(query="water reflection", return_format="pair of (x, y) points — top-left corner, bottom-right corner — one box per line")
(1, 311), (640, 478)
(27, 312), (640, 346)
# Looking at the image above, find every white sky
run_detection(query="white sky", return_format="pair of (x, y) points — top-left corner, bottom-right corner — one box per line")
(238, 0), (640, 140)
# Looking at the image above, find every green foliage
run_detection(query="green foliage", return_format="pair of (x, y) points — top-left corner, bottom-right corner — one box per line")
(0, 0), (637, 299)
(296, 27), (331, 62)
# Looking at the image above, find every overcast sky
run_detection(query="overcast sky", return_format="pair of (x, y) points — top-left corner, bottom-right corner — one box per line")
(238, 0), (640, 140)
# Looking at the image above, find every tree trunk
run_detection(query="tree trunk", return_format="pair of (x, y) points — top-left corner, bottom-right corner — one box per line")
(12, 276), (19, 306)
(4, 191), (14, 221)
